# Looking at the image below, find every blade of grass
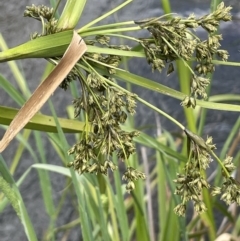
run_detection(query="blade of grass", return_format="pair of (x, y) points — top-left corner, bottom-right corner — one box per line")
(56, 0), (87, 30)
(49, 0), (61, 19)
(18, 191), (38, 241)
(198, 0), (221, 136)
(0, 155), (37, 241)
(112, 68), (240, 112)
(94, 185), (111, 241)
(0, 74), (26, 106)
(34, 131), (56, 239)
(47, 133), (66, 161)
(160, 149), (187, 240)
(177, 60), (197, 133)
(0, 106), (86, 133)
(112, 153), (129, 241)
(0, 35), (31, 97)
(89, 64), (240, 112)
(201, 188), (216, 241)
(0, 128), (40, 213)
(162, 131), (186, 241)
(48, 99), (93, 241)
(80, 27), (141, 37)
(132, 130), (187, 163)
(129, 152), (149, 241)
(132, 183), (150, 241)
(141, 147), (155, 241)
(78, 0), (133, 31)
(213, 60), (240, 67)
(156, 151), (167, 241)
(211, 0), (221, 11)
(0, 165), (32, 213)
(0, 155), (15, 185)
(9, 129), (31, 174)
(86, 45), (144, 57)
(1, 105), (187, 163)
(105, 179), (121, 241)
(161, 0), (171, 14)
(32, 160), (105, 239)
(0, 30), (73, 62)
(214, 117), (240, 187)
(209, 94), (240, 103)
(79, 21), (135, 34)
(220, 116), (240, 160)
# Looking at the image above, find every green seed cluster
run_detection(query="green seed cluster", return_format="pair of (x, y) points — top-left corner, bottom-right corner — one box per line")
(135, 2), (231, 105)
(24, 4), (53, 21)
(212, 178), (240, 205)
(122, 167), (146, 192)
(85, 35), (131, 74)
(24, 4), (58, 37)
(174, 129), (240, 216)
(59, 70), (79, 91)
(23, 3), (237, 198)
(67, 71), (143, 191)
(0, 177), (20, 218)
(174, 130), (216, 216)
(24, 4), (146, 191)
(212, 157), (240, 205)
(68, 34), (141, 187)
(67, 71), (140, 180)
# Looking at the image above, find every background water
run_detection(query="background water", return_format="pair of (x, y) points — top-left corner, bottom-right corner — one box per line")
(0, 1), (239, 240)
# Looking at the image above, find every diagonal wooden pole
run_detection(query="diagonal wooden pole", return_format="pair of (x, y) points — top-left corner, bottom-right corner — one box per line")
(0, 31), (87, 152)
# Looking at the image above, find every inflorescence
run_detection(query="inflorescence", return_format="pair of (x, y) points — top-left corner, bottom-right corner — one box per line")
(135, 2), (231, 105)
(23, 3), (239, 211)
(24, 4), (58, 37)
(173, 129), (238, 216)
(24, 4), (146, 192)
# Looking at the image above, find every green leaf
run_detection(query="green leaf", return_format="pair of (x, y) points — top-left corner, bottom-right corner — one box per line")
(0, 156), (37, 241)
(0, 30), (144, 63)
(79, 0), (133, 31)
(57, 0), (87, 30)
(0, 30), (73, 62)
(0, 106), (86, 133)
(87, 45), (145, 57)
(113, 69), (240, 112)
(48, 99), (93, 241)
(0, 74), (25, 106)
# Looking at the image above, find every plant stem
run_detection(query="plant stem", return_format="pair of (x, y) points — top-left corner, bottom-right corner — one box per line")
(83, 59), (185, 131)
(79, 21), (135, 33)
(210, 151), (230, 178)
(161, 0), (172, 15)
(80, 26), (141, 37)
(137, 98), (185, 130)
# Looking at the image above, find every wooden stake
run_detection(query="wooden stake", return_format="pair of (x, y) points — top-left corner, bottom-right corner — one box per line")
(0, 31), (87, 152)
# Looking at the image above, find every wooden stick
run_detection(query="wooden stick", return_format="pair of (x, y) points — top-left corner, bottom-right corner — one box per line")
(0, 31), (87, 152)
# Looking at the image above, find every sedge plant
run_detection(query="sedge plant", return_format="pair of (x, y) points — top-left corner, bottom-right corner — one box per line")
(0, 0), (240, 240)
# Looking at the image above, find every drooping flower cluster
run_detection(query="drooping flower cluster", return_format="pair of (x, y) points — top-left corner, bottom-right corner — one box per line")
(67, 73), (141, 184)
(65, 69), (145, 189)
(211, 157), (240, 205)
(174, 129), (216, 216)
(24, 4), (145, 191)
(174, 128), (240, 216)
(24, 4), (58, 37)
(122, 167), (146, 192)
(23, 3), (236, 198)
(135, 2), (231, 105)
